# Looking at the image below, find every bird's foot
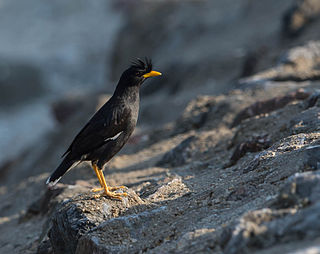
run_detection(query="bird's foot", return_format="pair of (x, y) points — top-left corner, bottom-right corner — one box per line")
(91, 186), (126, 192)
(93, 186), (128, 200)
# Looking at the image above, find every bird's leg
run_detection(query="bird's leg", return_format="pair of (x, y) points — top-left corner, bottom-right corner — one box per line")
(91, 163), (104, 192)
(91, 163), (126, 193)
(90, 163), (127, 200)
(97, 169), (128, 200)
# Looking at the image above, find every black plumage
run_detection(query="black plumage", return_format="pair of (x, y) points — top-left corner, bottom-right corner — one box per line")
(46, 58), (161, 199)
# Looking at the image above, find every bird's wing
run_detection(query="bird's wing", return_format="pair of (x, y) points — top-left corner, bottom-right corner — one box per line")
(62, 103), (129, 158)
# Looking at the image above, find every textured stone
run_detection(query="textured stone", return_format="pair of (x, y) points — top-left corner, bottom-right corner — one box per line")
(48, 189), (144, 254)
(241, 41), (320, 85)
(76, 206), (170, 254)
(223, 171), (320, 254)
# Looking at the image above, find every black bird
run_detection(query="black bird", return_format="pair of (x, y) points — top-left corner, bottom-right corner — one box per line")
(46, 58), (161, 199)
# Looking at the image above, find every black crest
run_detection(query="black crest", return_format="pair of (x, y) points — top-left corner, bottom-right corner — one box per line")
(131, 57), (152, 74)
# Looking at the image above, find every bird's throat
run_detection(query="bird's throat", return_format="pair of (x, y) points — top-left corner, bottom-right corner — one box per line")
(114, 85), (140, 104)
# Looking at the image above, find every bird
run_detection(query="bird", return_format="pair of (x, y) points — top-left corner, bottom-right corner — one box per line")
(46, 58), (162, 200)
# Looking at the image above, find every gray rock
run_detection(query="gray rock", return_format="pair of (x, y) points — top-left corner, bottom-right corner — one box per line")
(158, 129), (229, 168)
(175, 96), (218, 133)
(306, 90), (320, 108)
(223, 171), (320, 254)
(157, 135), (197, 167)
(290, 106), (320, 134)
(48, 189), (145, 254)
(76, 206), (169, 254)
(231, 89), (310, 127)
(240, 41), (320, 85)
(271, 170), (320, 209)
(305, 144), (320, 170)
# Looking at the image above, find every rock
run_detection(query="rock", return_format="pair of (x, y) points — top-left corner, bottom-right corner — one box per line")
(233, 131), (320, 186)
(7, 67), (320, 254)
(0, 159), (15, 182)
(306, 90), (320, 108)
(271, 170), (320, 209)
(283, 0), (320, 37)
(76, 206), (170, 254)
(174, 94), (246, 135)
(227, 135), (272, 167)
(22, 183), (90, 221)
(157, 135), (197, 167)
(230, 101), (303, 150)
(223, 171), (320, 254)
(239, 47), (268, 78)
(157, 130), (228, 167)
(231, 89), (310, 127)
(147, 177), (190, 202)
(175, 96), (217, 133)
(305, 144), (320, 170)
(37, 239), (53, 254)
(290, 106), (320, 134)
(240, 41), (320, 85)
(48, 189), (145, 254)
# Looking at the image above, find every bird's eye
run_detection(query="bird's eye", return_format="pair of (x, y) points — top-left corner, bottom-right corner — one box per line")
(136, 71), (142, 76)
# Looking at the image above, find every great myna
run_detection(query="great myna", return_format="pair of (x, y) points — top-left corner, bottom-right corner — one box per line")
(46, 58), (161, 199)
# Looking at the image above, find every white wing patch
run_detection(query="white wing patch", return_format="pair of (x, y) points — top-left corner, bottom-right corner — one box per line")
(104, 131), (123, 142)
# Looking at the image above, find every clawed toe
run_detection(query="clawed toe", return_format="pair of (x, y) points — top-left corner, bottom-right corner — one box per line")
(103, 190), (128, 200)
(91, 187), (104, 192)
(92, 186), (128, 200)
(91, 186), (126, 193)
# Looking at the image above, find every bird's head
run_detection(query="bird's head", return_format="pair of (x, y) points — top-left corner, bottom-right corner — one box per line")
(119, 58), (162, 87)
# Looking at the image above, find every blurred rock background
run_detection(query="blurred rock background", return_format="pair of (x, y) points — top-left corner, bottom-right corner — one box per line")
(1, 0), (320, 253)
(0, 0), (122, 165)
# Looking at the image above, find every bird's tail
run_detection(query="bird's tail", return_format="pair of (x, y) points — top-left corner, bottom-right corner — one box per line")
(46, 156), (76, 186)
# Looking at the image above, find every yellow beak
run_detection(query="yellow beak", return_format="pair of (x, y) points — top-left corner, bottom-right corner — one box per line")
(143, 70), (162, 78)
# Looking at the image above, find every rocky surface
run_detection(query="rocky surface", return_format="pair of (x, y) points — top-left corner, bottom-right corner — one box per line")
(223, 171), (320, 254)
(1, 1), (320, 254)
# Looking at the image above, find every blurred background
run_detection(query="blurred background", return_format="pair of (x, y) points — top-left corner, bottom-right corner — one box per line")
(3, 0), (320, 169)
(0, 0), (121, 165)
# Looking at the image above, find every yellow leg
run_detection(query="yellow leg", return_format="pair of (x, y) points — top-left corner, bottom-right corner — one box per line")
(97, 169), (127, 200)
(91, 163), (104, 192)
(91, 163), (127, 200)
